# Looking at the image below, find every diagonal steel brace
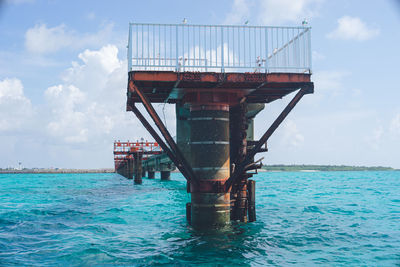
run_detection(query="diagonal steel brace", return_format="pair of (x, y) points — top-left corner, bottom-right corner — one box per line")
(129, 81), (198, 183)
(129, 104), (195, 184)
(226, 84), (313, 190)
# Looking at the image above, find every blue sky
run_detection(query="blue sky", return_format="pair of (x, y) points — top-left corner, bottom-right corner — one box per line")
(1, 0), (400, 169)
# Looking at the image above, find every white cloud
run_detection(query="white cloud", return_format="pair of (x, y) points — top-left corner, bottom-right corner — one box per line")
(258, 0), (322, 25)
(43, 45), (125, 143)
(6, 0), (35, 4)
(280, 119), (304, 147)
(224, 0), (253, 24)
(365, 125), (384, 150)
(25, 23), (114, 54)
(327, 16), (379, 41)
(390, 114), (400, 136)
(0, 78), (34, 132)
(42, 44), (171, 147)
(313, 70), (350, 96)
(87, 12), (96, 20)
(312, 50), (325, 61)
(223, 0), (322, 25)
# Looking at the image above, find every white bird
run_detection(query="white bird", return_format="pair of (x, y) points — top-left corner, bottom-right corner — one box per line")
(182, 18), (187, 24)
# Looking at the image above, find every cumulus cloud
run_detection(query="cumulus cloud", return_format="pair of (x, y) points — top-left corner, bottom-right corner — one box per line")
(42, 44), (175, 147)
(281, 120), (304, 147)
(313, 70), (350, 95)
(258, 0), (322, 25)
(365, 126), (384, 150)
(25, 23), (114, 54)
(390, 114), (400, 136)
(0, 78), (34, 132)
(327, 16), (379, 41)
(43, 45), (126, 144)
(224, 0), (253, 24)
(224, 0), (321, 25)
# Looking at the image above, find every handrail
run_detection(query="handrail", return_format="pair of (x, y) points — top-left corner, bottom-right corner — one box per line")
(127, 23), (312, 73)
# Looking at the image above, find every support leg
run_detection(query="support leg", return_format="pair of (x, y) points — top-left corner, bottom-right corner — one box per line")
(160, 171), (170, 180)
(134, 152), (143, 184)
(189, 104), (231, 228)
(148, 171), (155, 179)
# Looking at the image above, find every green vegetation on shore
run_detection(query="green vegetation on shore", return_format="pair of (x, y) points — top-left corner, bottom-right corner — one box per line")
(262, 164), (396, 172)
(0, 168), (114, 174)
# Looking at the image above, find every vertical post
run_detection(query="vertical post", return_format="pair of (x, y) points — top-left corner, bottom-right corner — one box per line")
(176, 25), (179, 71)
(134, 151), (143, 184)
(308, 28), (312, 73)
(128, 23), (132, 72)
(148, 170), (155, 179)
(265, 27), (268, 73)
(161, 171), (171, 180)
(248, 179), (256, 222)
(221, 27), (224, 72)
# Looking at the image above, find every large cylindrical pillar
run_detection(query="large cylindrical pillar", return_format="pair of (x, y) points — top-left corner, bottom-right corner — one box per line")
(189, 104), (230, 228)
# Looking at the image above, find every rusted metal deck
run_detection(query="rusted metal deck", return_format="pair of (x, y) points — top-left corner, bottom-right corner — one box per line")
(128, 71), (312, 104)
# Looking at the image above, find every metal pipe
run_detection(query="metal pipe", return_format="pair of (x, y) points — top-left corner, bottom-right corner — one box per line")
(130, 105), (194, 184)
(247, 179), (256, 222)
(134, 151), (143, 184)
(130, 82), (198, 183)
(161, 171), (171, 180)
(226, 85), (313, 189)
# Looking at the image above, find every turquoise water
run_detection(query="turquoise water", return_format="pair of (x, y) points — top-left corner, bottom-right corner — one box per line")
(0, 171), (399, 266)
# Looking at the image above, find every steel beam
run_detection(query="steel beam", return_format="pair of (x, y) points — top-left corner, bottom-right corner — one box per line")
(226, 84), (313, 189)
(129, 81), (198, 183)
(130, 104), (195, 184)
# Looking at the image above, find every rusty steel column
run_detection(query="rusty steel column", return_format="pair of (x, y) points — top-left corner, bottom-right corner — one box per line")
(230, 103), (248, 222)
(127, 158), (134, 179)
(248, 179), (256, 222)
(189, 104), (231, 228)
(160, 171), (171, 180)
(148, 171), (155, 179)
(134, 151), (143, 184)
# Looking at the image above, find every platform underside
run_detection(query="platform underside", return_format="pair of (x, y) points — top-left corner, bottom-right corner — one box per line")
(128, 71), (312, 104)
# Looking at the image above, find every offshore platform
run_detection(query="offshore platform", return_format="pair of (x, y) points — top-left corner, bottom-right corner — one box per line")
(118, 23), (314, 229)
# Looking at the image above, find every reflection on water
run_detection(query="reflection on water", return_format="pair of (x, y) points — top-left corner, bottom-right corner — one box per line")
(0, 171), (399, 266)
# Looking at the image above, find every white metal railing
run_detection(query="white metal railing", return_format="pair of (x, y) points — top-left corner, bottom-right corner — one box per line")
(127, 23), (311, 73)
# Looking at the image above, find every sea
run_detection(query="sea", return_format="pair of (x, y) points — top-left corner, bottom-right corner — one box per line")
(0, 171), (399, 266)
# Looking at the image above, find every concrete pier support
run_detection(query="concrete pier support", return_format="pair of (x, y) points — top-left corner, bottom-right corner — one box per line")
(126, 158), (134, 179)
(160, 171), (170, 180)
(189, 104), (231, 228)
(148, 171), (155, 179)
(134, 151), (143, 184)
(142, 169), (146, 178)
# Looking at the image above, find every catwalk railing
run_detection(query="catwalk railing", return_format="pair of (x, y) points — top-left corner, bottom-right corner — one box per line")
(127, 23), (312, 73)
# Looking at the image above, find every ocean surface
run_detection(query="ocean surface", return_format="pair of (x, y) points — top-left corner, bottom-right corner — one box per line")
(0, 171), (399, 266)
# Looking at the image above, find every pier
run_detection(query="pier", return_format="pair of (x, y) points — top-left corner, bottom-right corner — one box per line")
(121, 23), (314, 229)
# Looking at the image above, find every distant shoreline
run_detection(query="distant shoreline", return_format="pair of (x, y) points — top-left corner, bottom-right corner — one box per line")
(0, 164), (397, 174)
(0, 169), (115, 174)
(261, 165), (397, 172)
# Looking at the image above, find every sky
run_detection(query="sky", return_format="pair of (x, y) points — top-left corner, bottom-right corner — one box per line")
(0, 0), (400, 169)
